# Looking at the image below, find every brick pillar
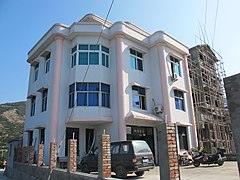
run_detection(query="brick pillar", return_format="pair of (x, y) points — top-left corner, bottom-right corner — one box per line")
(22, 146), (28, 163)
(167, 123), (180, 180)
(37, 144), (44, 166)
(67, 139), (77, 173)
(29, 146), (34, 164)
(98, 132), (111, 178)
(17, 147), (22, 162)
(49, 142), (57, 169)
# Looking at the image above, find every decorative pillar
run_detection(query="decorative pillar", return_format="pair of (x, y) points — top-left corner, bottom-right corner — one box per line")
(157, 45), (172, 123)
(49, 36), (64, 143)
(115, 34), (127, 141)
(49, 142), (57, 169)
(22, 146), (28, 163)
(182, 55), (198, 147)
(67, 139), (77, 173)
(37, 144), (44, 167)
(28, 146), (34, 164)
(98, 132), (111, 178)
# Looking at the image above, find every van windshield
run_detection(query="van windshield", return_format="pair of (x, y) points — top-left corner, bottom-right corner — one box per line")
(132, 141), (152, 153)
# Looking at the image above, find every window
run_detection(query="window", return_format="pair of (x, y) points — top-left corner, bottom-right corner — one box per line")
(170, 56), (181, 76)
(79, 45), (99, 65)
(41, 89), (48, 112)
(132, 86), (146, 110)
(76, 83), (99, 106)
(174, 90), (185, 111)
(102, 46), (109, 68)
(65, 128), (79, 156)
(86, 129), (94, 153)
(69, 84), (75, 108)
(30, 96), (36, 116)
(39, 128), (45, 144)
(101, 83), (110, 108)
(45, 52), (51, 73)
(71, 46), (77, 68)
(130, 49), (143, 71)
(69, 82), (110, 108)
(28, 131), (33, 146)
(34, 63), (39, 81)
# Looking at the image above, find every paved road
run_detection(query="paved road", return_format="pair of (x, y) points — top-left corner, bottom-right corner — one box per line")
(1, 161), (239, 179)
(0, 169), (11, 180)
(111, 161), (239, 180)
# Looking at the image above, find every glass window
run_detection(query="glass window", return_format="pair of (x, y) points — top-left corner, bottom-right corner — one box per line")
(89, 52), (99, 65)
(90, 45), (99, 50)
(130, 49), (143, 71)
(30, 96), (36, 116)
(79, 45), (88, 50)
(170, 56), (181, 76)
(45, 52), (51, 73)
(101, 83), (110, 108)
(41, 89), (48, 112)
(79, 52), (88, 65)
(111, 145), (120, 154)
(34, 63), (39, 81)
(132, 86), (146, 110)
(71, 53), (77, 68)
(174, 90), (185, 111)
(69, 84), (75, 108)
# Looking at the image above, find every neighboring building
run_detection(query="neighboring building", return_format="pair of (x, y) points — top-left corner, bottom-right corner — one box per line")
(23, 14), (198, 165)
(188, 45), (234, 154)
(224, 73), (240, 175)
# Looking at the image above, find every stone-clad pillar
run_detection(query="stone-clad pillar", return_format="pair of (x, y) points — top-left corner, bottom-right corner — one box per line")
(115, 34), (127, 141)
(22, 146), (28, 163)
(67, 139), (77, 173)
(157, 123), (180, 180)
(98, 132), (111, 178)
(49, 36), (64, 143)
(49, 142), (57, 169)
(29, 146), (34, 164)
(37, 144), (44, 166)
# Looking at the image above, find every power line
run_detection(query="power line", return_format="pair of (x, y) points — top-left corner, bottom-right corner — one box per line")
(57, 0), (115, 155)
(212, 0), (219, 47)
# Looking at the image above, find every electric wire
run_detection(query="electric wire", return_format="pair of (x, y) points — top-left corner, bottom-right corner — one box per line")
(57, 0), (115, 158)
(212, 0), (219, 47)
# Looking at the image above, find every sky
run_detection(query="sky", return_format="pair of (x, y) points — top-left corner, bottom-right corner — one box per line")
(0, 0), (239, 104)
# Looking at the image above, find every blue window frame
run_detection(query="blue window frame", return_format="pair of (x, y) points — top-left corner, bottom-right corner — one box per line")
(132, 86), (146, 110)
(30, 96), (36, 116)
(170, 56), (181, 76)
(69, 82), (110, 108)
(102, 46), (109, 68)
(130, 49), (143, 71)
(41, 89), (48, 112)
(174, 90), (185, 111)
(69, 84), (75, 108)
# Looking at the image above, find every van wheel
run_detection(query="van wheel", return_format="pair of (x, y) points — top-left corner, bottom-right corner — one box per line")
(115, 165), (127, 179)
(81, 164), (90, 173)
(135, 171), (145, 176)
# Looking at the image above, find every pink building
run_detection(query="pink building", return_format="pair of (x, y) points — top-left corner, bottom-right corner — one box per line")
(23, 14), (198, 164)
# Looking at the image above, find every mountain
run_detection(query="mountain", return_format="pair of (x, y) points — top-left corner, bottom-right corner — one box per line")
(0, 101), (26, 150)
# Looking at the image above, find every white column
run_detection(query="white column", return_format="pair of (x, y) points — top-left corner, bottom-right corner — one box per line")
(157, 45), (172, 123)
(115, 34), (126, 141)
(182, 55), (198, 147)
(49, 36), (64, 143)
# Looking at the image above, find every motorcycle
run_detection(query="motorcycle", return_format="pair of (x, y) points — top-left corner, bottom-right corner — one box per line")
(193, 148), (227, 167)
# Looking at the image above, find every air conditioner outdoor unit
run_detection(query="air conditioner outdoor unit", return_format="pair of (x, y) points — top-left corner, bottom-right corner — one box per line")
(153, 105), (163, 114)
(171, 73), (178, 82)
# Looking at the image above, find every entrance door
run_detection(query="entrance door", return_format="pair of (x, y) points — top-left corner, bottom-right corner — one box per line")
(126, 126), (155, 156)
(178, 126), (188, 150)
(65, 128), (79, 156)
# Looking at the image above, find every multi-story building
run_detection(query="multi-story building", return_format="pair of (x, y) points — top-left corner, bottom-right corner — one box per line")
(188, 45), (234, 154)
(23, 14), (198, 164)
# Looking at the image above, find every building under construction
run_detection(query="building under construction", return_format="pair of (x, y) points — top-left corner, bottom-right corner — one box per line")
(188, 44), (235, 154)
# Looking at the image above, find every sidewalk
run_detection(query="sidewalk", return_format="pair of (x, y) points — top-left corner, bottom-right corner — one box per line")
(0, 169), (11, 180)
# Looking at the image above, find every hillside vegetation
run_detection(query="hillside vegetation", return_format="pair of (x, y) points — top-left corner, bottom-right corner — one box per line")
(0, 101), (26, 151)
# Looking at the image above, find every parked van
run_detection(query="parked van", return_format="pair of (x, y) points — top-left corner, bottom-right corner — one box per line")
(78, 140), (155, 178)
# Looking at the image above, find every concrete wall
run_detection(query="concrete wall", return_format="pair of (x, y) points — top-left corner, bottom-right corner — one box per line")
(224, 73), (240, 175)
(7, 162), (98, 180)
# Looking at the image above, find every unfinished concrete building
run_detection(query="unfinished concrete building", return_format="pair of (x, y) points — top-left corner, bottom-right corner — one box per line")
(188, 44), (234, 154)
